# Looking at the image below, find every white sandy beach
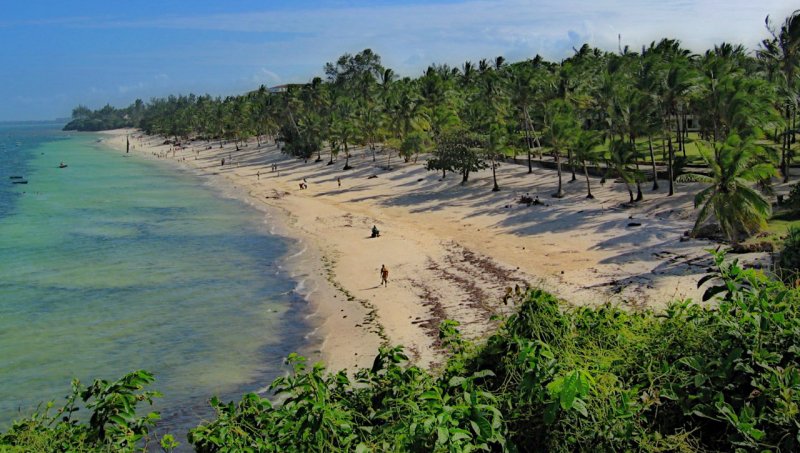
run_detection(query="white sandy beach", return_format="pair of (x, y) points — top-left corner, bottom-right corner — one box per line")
(100, 130), (770, 371)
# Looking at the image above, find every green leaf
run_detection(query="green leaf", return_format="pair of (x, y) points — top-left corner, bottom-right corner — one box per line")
(449, 376), (467, 387)
(559, 371), (579, 410)
(471, 370), (495, 379)
(437, 426), (449, 444)
(421, 390), (440, 400)
(572, 398), (589, 417)
(474, 415), (492, 439)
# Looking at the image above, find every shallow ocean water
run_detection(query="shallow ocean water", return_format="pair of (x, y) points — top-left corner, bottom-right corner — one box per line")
(0, 122), (307, 439)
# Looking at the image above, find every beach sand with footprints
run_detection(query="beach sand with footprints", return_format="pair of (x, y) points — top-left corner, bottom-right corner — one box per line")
(101, 129), (772, 371)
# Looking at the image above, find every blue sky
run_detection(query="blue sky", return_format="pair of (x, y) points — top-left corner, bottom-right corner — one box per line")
(0, 0), (795, 121)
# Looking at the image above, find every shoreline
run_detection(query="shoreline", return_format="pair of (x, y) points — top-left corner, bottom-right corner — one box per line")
(97, 128), (770, 371)
(97, 130), (383, 371)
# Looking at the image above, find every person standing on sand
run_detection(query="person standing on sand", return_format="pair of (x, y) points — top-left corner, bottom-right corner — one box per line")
(257, 170), (260, 180)
(380, 265), (389, 287)
(337, 177), (341, 187)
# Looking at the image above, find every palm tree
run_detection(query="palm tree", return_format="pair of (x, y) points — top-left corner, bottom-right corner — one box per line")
(677, 134), (774, 241)
(509, 64), (540, 173)
(543, 99), (578, 198)
(486, 125), (508, 192)
(573, 130), (603, 198)
(609, 139), (640, 203)
(758, 10), (800, 182)
(646, 39), (694, 196)
(357, 105), (383, 162)
(330, 105), (358, 170)
(631, 53), (663, 190)
(661, 62), (695, 196)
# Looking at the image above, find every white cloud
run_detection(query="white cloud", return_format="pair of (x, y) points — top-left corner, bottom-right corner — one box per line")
(118, 81), (145, 94)
(80, 0), (795, 76)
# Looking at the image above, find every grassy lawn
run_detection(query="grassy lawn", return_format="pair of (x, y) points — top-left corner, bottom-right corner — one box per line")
(742, 209), (800, 249)
(506, 131), (800, 171)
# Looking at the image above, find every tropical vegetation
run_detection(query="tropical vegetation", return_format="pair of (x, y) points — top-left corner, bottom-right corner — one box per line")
(18, 8), (800, 452)
(64, 10), (800, 244)
(4, 254), (800, 451)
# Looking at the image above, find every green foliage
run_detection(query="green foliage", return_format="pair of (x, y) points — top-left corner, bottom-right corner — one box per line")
(0, 370), (162, 452)
(184, 252), (800, 452)
(4, 255), (800, 451)
(399, 130), (432, 163)
(63, 103), (138, 131)
(427, 129), (487, 183)
(678, 134), (775, 241)
(779, 226), (800, 283)
(787, 182), (800, 212)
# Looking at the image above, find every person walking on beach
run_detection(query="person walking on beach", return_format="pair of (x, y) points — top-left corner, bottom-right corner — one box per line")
(257, 170), (260, 180)
(380, 264), (389, 287)
(337, 177), (341, 187)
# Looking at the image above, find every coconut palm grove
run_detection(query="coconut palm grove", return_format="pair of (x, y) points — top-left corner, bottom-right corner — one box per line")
(4, 9), (800, 453)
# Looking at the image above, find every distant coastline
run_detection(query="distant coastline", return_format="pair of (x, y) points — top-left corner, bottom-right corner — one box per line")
(0, 119), (67, 126)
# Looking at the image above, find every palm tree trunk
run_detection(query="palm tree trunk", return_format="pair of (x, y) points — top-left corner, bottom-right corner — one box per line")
(343, 142), (351, 170)
(667, 134), (675, 196)
(648, 135), (659, 190)
(783, 127), (790, 183)
(492, 158), (499, 191)
(531, 122), (543, 159)
(583, 162), (593, 199)
(680, 110), (687, 157)
(568, 149), (577, 182)
(675, 112), (686, 157)
(632, 138), (643, 202)
(524, 111), (533, 173)
(553, 153), (564, 198)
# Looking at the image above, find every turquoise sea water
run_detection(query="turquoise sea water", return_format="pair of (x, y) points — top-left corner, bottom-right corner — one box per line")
(0, 122), (306, 438)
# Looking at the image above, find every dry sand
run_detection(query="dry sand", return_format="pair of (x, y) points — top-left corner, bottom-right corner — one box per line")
(99, 129), (771, 371)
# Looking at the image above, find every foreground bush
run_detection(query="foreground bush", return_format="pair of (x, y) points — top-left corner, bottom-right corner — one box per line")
(779, 226), (800, 284)
(0, 371), (171, 452)
(4, 252), (800, 451)
(190, 252), (800, 452)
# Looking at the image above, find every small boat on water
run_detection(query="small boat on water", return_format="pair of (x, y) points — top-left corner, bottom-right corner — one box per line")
(9, 176), (23, 179)
(58, 162), (68, 168)
(12, 180), (28, 184)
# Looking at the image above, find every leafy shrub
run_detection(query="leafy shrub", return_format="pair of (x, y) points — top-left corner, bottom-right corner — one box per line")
(786, 182), (800, 212)
(5, 254), (800, 452)
(779, 226), (800, 284)
(0, 370), (167, 452)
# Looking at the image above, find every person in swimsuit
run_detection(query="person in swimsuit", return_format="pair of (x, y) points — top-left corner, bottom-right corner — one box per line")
(380, 265), (389, 287)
